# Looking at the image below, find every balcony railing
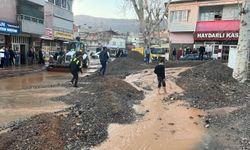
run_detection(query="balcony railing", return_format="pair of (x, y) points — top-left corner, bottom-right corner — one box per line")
(17, 14), (44, 24)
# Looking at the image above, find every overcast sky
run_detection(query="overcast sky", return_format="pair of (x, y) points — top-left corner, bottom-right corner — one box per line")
(72, 0), (135, 19)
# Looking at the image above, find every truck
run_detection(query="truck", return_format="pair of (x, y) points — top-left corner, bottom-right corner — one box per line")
(150, 44), (170, 62)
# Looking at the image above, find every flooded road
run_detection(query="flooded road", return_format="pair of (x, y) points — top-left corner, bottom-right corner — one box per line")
(0, 71), (71, 127)
(0, 61), (99, 127)
(93, 68), (206, 150)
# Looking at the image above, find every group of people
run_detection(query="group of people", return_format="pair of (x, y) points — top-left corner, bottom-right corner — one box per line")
(172, 46), (206, 60)
(69, 46), (167, 95)
(69, 47), (110, 87)
(0, 46), (18, 68)
(27, 48), (45, 65)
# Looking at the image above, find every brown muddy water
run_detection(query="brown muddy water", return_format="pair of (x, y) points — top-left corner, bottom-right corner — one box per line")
(0, 72), (71, 127)
(93, 68), (206, 150)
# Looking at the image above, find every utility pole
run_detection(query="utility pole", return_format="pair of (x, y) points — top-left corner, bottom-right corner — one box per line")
(233, 0), (250, 83)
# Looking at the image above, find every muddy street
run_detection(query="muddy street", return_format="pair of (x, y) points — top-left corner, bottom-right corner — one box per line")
(93, 68), (206, 150)
(0, 61), (99, 128)
(0, 53), (249, 150)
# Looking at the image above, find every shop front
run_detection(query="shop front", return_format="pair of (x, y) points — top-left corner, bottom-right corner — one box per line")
(194, 20), (240, 60)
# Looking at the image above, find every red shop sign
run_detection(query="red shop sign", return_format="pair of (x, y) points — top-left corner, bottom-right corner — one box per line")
(194, 31), (239, 41)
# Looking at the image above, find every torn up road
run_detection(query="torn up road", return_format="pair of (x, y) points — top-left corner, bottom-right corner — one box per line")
(0, 51), (249, 150)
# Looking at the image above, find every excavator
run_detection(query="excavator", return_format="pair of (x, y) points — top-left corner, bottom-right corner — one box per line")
(47, 38), (90, 72)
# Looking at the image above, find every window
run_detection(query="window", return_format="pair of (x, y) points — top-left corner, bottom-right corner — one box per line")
(55, 0), (61, 7)
(200, 11), (222, 21)
(170, 10), (189, 23)
(62, 0), (66, 8)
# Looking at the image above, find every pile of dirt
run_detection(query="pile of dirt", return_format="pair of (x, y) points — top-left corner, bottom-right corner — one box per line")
(0, 114), (64, 150)
(176, 61), (249, 109)
(175, 61), (250, 149)
(0, 74), (144, 149)
(107, 51), (150, 76)
(165, 61), (206, 68)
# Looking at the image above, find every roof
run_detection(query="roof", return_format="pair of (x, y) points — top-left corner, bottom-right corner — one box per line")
(196, 20), (240, 32)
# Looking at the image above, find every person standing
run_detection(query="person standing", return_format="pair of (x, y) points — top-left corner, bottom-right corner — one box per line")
(0, 46), (4, 68)
(9, 47), (15, 66)
(70, 52), (82, 87)
(172, 48), (177, 61)
(28, 47), (34, 65)
(38, 49), (45, 65)
(99, 47), (109, 76)
(199, 46), (205, 60)
(145, 46), (151, 64)
(4, 47), (9, 67)
(154, 58), (167, 95)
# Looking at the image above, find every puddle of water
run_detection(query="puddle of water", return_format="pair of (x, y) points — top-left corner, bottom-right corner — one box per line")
(93, 68), (206, 150)
(0, 71), (68, 91)
(0, 87), (71, 127)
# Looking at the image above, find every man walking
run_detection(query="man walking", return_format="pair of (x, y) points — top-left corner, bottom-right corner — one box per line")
(145, 46), (151, 64)
(4, 47), (9, 67)
(99, 47), (109, 76)
(70, 52), (82, 87)
(154, 58), (166, 95)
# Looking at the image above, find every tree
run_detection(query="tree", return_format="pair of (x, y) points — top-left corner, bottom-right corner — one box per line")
(124, 0), (171, 46)
(233, 0), (250, 83)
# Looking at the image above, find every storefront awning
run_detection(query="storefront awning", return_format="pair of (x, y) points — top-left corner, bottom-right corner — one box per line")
(194, 20), (240, 41)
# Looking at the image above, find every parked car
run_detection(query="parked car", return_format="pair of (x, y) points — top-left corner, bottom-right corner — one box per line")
(179, 54), (212, 61)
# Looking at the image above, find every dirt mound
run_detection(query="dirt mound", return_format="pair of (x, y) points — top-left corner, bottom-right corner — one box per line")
(0, 114), (64, 150)
(107, 51), (150, 75)
(0, 74), (144, 149)
(176, 61), (249, 109)
(165, 61), (206, 68)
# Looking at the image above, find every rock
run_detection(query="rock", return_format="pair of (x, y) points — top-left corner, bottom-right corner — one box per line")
(205, 124), (210, 128)
(168, 123), (175, 126)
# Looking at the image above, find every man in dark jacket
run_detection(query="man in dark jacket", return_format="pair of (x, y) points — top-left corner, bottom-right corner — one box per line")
(70, 53), (82, 87)
(9, 47), (15, 66)
(199, 46), (205, 60)
(154, 59), (166, 95)
(99, 47), (109, 76)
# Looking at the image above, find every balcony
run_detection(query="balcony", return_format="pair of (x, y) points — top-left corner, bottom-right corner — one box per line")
(17, 14), (44, 35)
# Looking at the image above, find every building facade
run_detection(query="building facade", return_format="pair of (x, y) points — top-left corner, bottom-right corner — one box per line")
(0, 0), (45, 64)
(42, 0), (74, 52)
(168, 0), (242, 59)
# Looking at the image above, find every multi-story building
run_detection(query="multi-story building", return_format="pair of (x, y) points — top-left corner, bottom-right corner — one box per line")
(0, 0), (45, 64)
(168, 0), (242, 59)
(42, 0), (74, 52)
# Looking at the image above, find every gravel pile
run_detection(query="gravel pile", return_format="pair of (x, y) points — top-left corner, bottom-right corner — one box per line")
(0, 58), (145, 150)
(176, 61), (249, 109)
(107, 51), (150, 76)
(175, 61), (250, 149)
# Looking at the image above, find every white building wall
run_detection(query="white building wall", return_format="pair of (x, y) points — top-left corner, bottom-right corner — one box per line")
(222, 4), (241, 20)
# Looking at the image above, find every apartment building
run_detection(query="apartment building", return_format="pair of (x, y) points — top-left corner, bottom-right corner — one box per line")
(42, 0), (74, 52)
(0, 0), (45, 64)
(168, 0), (242, 59)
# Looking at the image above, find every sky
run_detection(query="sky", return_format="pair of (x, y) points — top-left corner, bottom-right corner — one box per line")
(72, 0), (135, 19)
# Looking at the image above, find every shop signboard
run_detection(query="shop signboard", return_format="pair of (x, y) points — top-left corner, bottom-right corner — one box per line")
(0, 21), (20, 34)
(41, 28), (53, 40)
(194, 31), (239, 41)
(54, 31), (73, 40)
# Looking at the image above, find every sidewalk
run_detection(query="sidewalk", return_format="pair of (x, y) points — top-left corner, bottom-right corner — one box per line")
(0, 65), (46, 79)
